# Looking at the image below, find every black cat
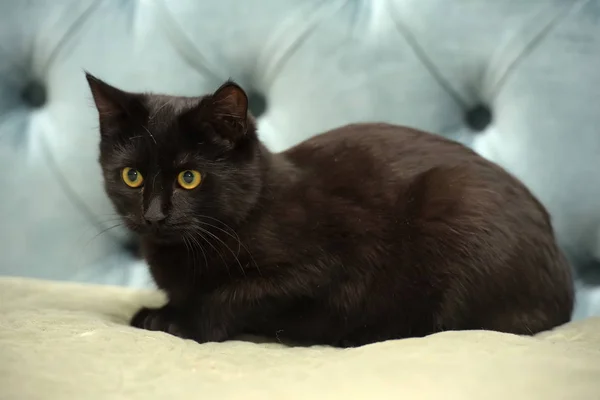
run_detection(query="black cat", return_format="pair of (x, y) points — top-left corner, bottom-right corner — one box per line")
(86, 73), (574, 347)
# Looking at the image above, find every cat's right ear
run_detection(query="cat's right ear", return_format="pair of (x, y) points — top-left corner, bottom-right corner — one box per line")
(85, 72), (145, 137)
(86, 72), (129, 117)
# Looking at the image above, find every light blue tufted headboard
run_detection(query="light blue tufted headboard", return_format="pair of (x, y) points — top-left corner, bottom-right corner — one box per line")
(0, 0), (598, 316)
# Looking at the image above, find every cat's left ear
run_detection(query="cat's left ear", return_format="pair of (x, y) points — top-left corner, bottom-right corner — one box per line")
(210, 81), (249, 140)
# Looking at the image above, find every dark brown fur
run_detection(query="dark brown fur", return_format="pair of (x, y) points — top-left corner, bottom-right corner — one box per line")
(87, 73), (574, 347)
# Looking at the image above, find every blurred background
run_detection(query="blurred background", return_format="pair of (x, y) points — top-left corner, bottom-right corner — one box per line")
(0, 0), (598, 319)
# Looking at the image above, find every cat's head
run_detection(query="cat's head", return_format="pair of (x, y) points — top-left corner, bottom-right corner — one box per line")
(86, 73), (264, 241)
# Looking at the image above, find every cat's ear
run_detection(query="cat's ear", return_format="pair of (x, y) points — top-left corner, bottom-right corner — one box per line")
(86, 72), (131, 117)
(85, 72), (146, 137)
(209, 80), (249, 141)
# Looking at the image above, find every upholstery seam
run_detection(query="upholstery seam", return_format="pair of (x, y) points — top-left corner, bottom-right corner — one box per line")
(40, 129), (122, 245)
(152, 0), (224, 84)
(254, 0), (350, 92)
(0, 23), (35, 88)
(388, 3), (468, 111)
(29, 0), (121, 243)
(487, 0), (588, 101)
(0, 108), (26, 143)
(39, 0), (103, 78)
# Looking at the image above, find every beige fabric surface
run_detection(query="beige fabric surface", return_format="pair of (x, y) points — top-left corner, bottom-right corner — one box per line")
(1, 277), (599, 400)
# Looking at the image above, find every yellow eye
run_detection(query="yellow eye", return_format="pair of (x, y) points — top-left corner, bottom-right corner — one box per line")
(177, 170), (202, 190)
(121, 167), (144, 188)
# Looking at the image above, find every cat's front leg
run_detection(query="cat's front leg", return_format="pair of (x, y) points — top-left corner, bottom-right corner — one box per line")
(181, 268), (330, 344)
(189, 276), (319, 344)
(130, 304), (188, 338)
(129, 299), (239, 343)
(186, 298), (242, 344)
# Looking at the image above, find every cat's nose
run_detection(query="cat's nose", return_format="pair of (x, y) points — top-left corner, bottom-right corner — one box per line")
(144, 212), (166, 225)
(144, 198), (166, 225)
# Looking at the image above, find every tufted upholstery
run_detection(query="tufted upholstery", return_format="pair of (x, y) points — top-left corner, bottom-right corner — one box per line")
(0, 1), (599, 315)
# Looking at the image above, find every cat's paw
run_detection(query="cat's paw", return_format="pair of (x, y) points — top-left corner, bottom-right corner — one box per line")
(130, 306), (186, 338)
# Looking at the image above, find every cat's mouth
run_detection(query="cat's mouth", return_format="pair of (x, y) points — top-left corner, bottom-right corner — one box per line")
(144, 225), (184, 239)
(124, 219), (185, 241)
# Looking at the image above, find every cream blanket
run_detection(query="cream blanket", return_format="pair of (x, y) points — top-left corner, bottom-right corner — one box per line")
(1, 277), (599, 400)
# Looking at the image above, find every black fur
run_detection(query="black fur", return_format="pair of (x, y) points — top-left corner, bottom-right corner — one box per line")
(87, 73), (574, 347)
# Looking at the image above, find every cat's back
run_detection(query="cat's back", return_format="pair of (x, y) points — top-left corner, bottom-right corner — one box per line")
(278, 122), (554, 242)
(280, 122), (525, 205)
(283, 123), (481, 177)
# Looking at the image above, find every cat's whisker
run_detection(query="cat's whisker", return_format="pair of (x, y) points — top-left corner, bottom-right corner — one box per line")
(191, 227), (232, 278)
(185, 230), (211, 281)
(97, 218), (125, 224)
(196, 217), (261, 276)
(187, 231), (208, 268)
(189, 235), (198, 285)
(83, 223), (123, 249)
(195, 215), (236, 232)
(198, 215), (260, 274)
(196, 220), (241, 256)
(97, 212), (121, 217)
(195, 225), (246, 277)
(185, 233), (202, 287)
(181, 235), (194, 286)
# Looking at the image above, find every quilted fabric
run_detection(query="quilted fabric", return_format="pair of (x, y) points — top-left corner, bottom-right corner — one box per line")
(1, 276), (600, 400)
(0, 1), (598, 313)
